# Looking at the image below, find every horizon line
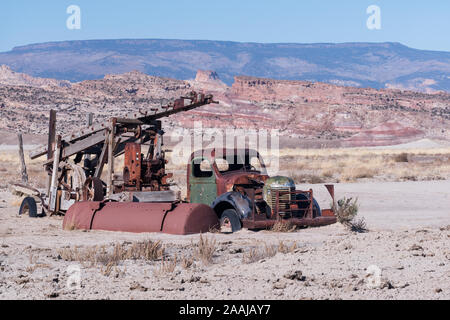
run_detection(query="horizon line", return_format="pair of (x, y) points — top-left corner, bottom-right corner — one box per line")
(4, 38), (450, 54)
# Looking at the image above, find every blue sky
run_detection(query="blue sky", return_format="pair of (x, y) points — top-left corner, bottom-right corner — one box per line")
(0, 0), (449, 52)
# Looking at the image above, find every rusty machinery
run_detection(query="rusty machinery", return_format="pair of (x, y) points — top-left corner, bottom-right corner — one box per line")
(12, 91), (221, 235)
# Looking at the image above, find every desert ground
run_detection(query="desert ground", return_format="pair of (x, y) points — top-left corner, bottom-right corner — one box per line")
(0, 143), (449, 300)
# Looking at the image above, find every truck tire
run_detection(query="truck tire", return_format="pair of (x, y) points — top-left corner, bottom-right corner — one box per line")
(19, 197), (38, 218)
(295, 194), (322, 218)
(220, 209), (242, 233)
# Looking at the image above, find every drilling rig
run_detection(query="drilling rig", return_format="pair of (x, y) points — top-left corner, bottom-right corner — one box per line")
(13, 91), (221, 234)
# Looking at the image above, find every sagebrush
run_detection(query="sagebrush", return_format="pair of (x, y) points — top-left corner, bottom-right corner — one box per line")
(334, 197), (368, 233)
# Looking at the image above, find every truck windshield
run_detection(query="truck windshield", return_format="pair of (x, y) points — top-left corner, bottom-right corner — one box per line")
(215, 152), (267, 175)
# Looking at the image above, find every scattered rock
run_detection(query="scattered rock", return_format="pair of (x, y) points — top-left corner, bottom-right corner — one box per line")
(380, 280), (395, 290)
(273, 282), (287, 290)
(435, 288), (442, 293)
(130, 282), (148, 292)
(409, 244), (424, 251)
(284, 271), (306, 281)
(46, 292), (59, 298)
(181, 276), (201, 284)
(14, 275), (29, 285)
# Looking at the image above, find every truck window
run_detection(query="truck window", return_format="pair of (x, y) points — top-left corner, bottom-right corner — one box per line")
(214, 152), (267, 175)
(193, 158), (213, 178)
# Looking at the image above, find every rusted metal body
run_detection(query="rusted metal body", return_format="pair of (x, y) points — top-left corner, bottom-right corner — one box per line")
(187, 148), (336, 230)
(63, 201), (219, 235)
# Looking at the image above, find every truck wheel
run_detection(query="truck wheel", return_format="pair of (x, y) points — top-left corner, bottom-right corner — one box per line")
(220, 209), (242, 233)
(311, 198), (322, 218)
(295, 194), (322, 218)
(19, 197), (38, 218)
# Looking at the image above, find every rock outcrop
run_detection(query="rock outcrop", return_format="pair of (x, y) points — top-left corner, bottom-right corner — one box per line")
(0, 69), (449, 147)
(0, 65), (70, 88)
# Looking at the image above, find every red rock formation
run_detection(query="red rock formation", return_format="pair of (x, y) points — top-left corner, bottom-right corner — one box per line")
(0, 69), (449, 147)
(342, 122), (424, 147)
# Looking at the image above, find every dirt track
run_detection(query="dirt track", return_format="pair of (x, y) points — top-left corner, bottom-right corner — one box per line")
(0, 180), (449, 300)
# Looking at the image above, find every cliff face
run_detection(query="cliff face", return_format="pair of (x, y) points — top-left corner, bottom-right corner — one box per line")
(191, 74), (449, 146)
(0, 69), (449, 147)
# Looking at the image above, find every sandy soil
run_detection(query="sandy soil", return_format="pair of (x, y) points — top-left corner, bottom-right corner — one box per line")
(0, 181), (449, 300)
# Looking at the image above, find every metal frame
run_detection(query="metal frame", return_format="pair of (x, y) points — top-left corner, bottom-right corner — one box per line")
(25, 91), (217, 215)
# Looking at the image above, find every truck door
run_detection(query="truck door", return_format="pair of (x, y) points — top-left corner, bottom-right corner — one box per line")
(189, 157), (217, 206)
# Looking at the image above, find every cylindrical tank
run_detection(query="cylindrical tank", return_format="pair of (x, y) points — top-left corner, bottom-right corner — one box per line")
(63, 201), (219, 235)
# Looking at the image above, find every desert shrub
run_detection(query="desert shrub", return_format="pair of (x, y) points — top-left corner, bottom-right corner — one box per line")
(335, 197), (358, 224)
(349, 217), (368, 233)
(334, 197), (368, 233)
(394, 153), (409, 163)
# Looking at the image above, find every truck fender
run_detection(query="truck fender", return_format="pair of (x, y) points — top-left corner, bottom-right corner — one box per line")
(211, 192), (253, 220)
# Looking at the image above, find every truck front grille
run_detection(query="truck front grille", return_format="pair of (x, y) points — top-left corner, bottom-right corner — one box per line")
(268, 187), (291, 211)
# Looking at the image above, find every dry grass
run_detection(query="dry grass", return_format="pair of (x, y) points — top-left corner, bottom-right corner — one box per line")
(270, 220), (297, 233)
(153, 256), (178, 276)
(242, 244), (277, 264)
(277, 241), (297, 254)
(58, 240), (165, 269)
(0, 150), (48, 189)
(193, 234), (217, 265)
(277, 147), (450, 183)
(242, 241), (296, 264)
(181, 255), (194, 269)
(26, 263), (51, 273)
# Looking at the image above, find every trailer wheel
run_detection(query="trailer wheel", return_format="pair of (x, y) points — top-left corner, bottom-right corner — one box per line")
(82, 177), (104, 201)
(220, 209), (242, 233)
(19, 197), (38, 218)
